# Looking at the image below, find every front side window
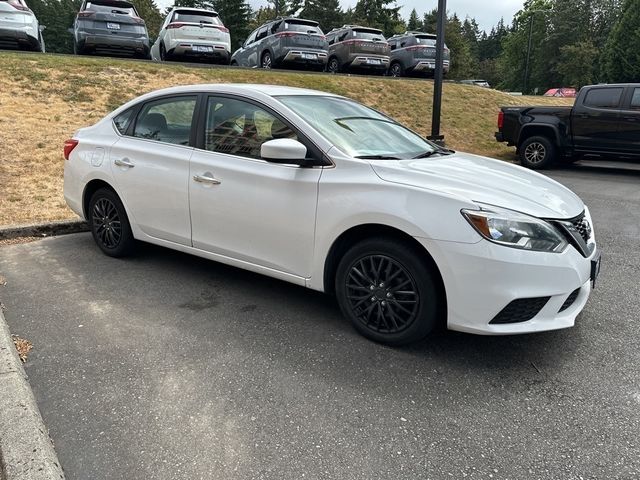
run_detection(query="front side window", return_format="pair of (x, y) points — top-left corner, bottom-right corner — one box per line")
(244, 30), (257, 46)
(584, 88), (623, 109)
(630, 88), (640, 110)
(132, 96), (197, 146)
(278, 95), (436, 159)
(204, 97), (298, 159)
(256, 26), (268, 41)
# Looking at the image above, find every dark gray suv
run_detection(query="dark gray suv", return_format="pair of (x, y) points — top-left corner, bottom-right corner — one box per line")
(71, 0), (150, 58)
(230, 17), (327, 71)
(325, 25), (390, 74)
(387, 31), (450, 77)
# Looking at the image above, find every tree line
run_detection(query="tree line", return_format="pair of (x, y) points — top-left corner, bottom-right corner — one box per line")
(27, 0), (640, 91)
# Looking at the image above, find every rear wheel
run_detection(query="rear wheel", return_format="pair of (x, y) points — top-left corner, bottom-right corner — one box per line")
(335, 238), (439, 345)
(261, 51), (272, 69)
(160, 42), (168, 61)
(327, 57), (340, 74)
(519, 135), (557, 169)
(389, 62), (403, 77)
(88, 188), (136, 257)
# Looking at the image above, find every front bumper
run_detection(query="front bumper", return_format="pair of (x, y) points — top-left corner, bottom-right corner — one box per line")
(416, 234), (598, 335)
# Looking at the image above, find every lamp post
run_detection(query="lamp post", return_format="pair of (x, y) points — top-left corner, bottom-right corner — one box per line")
(428, 0), (446, 145)
(522, 9), (551, 94)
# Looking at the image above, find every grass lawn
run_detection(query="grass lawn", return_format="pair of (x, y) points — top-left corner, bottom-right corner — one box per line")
(0, 52), (574, 227)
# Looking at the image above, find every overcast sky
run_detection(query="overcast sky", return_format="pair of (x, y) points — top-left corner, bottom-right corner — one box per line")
(156, 0), (524, 33)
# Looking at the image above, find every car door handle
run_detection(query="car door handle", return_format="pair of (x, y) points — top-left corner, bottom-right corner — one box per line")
(114, 158), (134, 168)
(193, 173), (221, 185)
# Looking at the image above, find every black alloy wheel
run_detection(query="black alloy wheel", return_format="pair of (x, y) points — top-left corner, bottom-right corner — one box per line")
(88, 188), (135, 257)
(389, 62), (403, 77)
(336, 238), (439, 345)
(328, 57), (340, 74)
(261, 51), (272, 69)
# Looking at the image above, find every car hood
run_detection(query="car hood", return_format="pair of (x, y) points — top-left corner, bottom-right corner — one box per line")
(369, 152), (584, 219)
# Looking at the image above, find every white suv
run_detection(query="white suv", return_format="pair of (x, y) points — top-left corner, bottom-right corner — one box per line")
(151, 8), (230, 64)
(0, 0), (44, 51)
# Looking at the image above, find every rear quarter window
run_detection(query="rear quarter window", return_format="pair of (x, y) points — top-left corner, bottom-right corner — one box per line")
(584, 88), (624, 109)
(113, 108), (134, 135)
(630, 88), (640, 110)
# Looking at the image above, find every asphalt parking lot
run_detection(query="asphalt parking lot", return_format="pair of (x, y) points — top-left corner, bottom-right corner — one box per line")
(1, 164), (639, 480)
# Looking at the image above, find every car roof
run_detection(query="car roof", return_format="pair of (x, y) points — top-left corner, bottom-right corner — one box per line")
(137, 84), (342, 99)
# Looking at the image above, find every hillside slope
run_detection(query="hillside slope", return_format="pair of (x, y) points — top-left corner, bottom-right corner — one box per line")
(0, 53), (573, 226)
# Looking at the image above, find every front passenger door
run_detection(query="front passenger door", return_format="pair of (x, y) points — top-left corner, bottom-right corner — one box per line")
(189, 95), (322, 279)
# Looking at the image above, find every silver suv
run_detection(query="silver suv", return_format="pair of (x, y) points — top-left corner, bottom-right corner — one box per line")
(387, 31), (450, 77)
(71, 0), (150, 58)
(230, 17), (327, 71)
(325, 25), (390, 74)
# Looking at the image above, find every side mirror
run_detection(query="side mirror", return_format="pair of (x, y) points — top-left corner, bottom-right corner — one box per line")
(67, 27), (74, 34)
(261, 139), (307, 164)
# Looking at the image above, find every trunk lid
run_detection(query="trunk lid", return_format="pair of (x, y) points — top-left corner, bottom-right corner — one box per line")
(279, 19), (326, 50)
(347, 28), (389, 56)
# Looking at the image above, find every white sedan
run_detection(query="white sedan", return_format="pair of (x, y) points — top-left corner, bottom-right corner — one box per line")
(63, 84), (600, 345)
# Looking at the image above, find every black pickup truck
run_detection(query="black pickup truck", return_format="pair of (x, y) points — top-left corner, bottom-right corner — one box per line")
(495, 83), (640, 169)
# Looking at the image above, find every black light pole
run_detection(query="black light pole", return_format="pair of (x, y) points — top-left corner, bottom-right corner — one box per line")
(523, 14), (534, 94)
(429, 0), (446, 145)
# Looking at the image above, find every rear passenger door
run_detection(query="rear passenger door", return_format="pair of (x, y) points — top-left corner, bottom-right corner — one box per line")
(110, 95), (197, 245)
(571, 87), (624, 153)
(617, 86), (640, 155)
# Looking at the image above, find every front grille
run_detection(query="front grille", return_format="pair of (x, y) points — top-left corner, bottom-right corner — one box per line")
(490, 297), (550, 324)
(570, 213), (592, 243)
(559, 288), (581, 312)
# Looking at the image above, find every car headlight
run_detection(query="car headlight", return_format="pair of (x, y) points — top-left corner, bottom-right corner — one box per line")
(461, 205), (568, 253)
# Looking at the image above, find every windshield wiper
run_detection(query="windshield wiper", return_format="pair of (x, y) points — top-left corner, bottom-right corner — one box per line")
(355, 154), (401, 160)
(412, 148), (455, 159)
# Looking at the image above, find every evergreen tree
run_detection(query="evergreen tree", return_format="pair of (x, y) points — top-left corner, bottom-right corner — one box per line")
(422, 9), (436, 32)
(29, 0), (81, 53)
(406, 8), (420, 31)
(352, 0), (403, 37)
(212, 0), (252, 49)
(130, 0), (163, 38)
(604, 0), (640, 82)
(300, 0), (344, 32)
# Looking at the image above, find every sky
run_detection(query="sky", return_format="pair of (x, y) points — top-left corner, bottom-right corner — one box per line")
(155, 0), (524, 33)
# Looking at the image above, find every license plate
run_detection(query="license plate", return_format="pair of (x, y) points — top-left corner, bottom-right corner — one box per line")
(302, 53), (317, 60)
(194, 46), (213, 52)
(590, 252), (601, 288)
(367, 59), (381, 65)
(106, 22), (120, 30)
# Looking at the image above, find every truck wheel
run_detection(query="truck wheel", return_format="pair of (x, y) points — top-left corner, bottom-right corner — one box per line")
(519, 136), (557, 169)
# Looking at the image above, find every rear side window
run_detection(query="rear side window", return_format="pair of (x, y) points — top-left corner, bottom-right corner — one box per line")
(172, 10), (221, 25)
(584, 88), (623, 109)
(132, 96), (197, 146)
(113, 108), (134, 134)
(630, 88), (640, 110)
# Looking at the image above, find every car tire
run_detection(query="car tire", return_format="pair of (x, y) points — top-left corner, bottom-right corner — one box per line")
(160, 42), (168, 61)
(88, 188), (136, 257)
(261, 51), (272, 69)
(230, 60), (238, 66)
(327, 57), (340, 74)
(335, 237), (440, 346)
(519, 135), (557, 169)
(389, 62), (403, 77)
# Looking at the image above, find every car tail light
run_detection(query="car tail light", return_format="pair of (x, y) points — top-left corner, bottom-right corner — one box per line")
(498, 111), (504, 129)
(64, 139), (79, 160)
(276, 31), (298, 37)
(77, 10), (95, 17)
(133, 16), (145, 24)
(6, 0), (29, 11)
(406, 45), (424, 51)
(214, 25), (229, 32)
(166, 22), (185, 29)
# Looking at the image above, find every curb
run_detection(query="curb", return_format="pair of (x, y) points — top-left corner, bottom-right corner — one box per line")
(0, 220), (88, 241)
(0, 310), (65, 479)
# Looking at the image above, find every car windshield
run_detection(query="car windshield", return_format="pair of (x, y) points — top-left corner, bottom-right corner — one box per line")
(277, 96), (437, 159)
(86, 1), (135, 15)
(173, 10), (221, 25)
(352, 29), (385, 41)
(284, 20), (322, 34)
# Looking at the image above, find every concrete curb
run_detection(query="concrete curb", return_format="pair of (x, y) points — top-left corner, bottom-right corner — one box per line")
(0, 310), (65, 479)
(0, 220), (88, 241)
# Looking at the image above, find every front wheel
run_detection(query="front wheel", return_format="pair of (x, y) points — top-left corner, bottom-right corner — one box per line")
(389, 62), (403, 77)
(335, 238), (440, 345)
(519, 135), (557, 169)
(88, 188), (136, 257)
